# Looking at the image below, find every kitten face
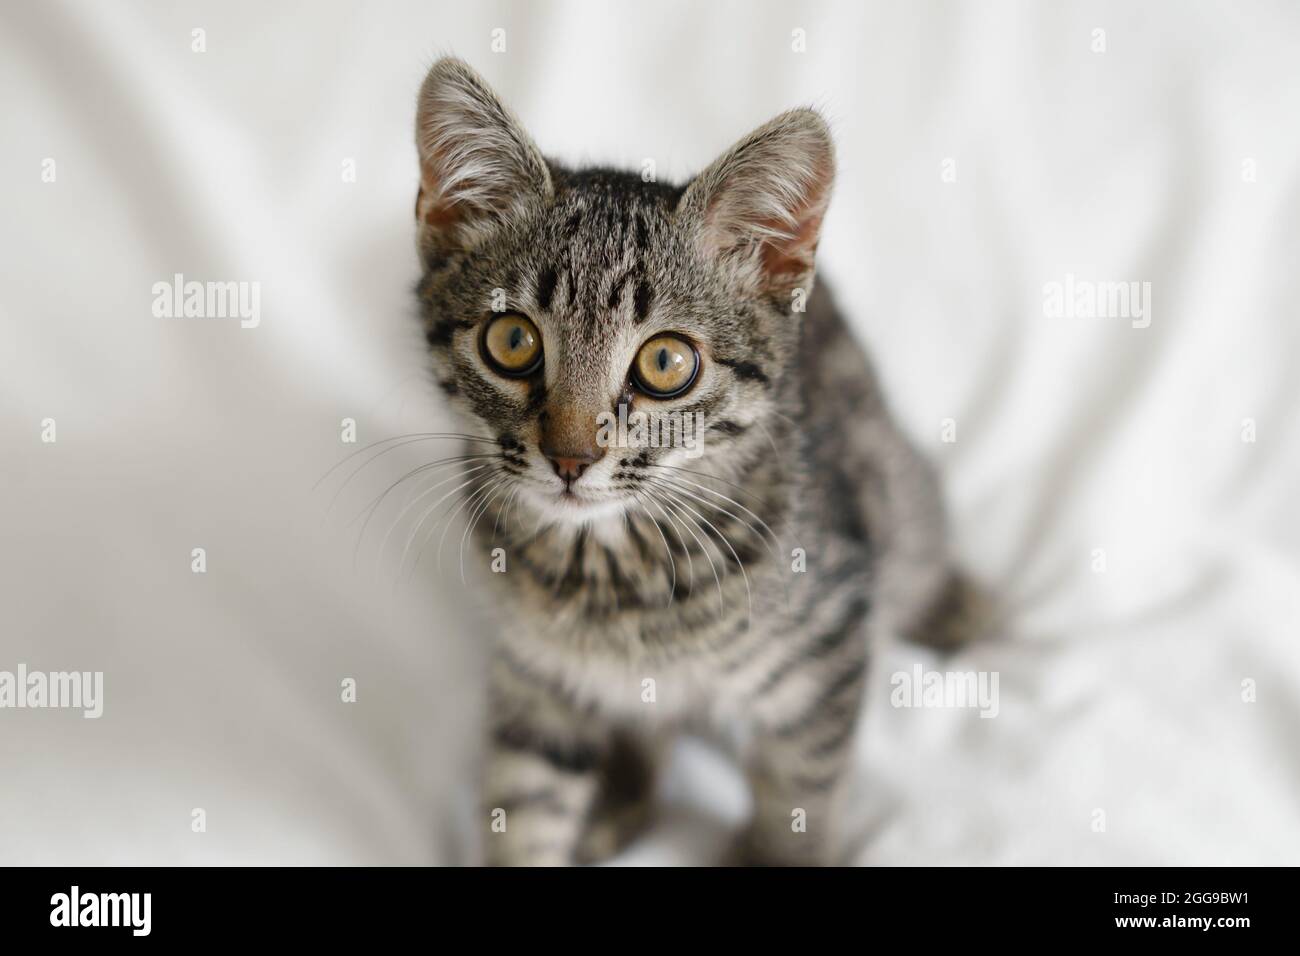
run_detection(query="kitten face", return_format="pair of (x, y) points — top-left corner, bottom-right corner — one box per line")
(420, 172), (768, 523)
(413, 59), (834, 526)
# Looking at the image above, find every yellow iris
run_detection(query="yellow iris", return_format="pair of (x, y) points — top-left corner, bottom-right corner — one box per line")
(633, 335), (698, 397)
(482, 313), (542, 374)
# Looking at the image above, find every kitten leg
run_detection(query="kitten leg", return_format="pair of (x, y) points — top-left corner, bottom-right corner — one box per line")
(575, 730), (666, 864)
(740, 649), (868, 866)
(481, 660), (608, 866)
(483, 716), (606, 866)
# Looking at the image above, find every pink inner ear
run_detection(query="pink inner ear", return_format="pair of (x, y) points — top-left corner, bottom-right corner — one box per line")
(760, 206), (826, 278)
(415, 134), (482, 238)
(703, 146), (833, 287)
(419, 190), (463, 232)
(417, 157), (466, 233)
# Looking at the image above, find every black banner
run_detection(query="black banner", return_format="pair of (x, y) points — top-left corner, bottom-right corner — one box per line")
(0, 866), (1278, 942)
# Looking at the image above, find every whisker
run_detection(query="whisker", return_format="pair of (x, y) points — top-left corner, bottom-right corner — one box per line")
(432, 473), (502, 578)
(642, 473), (790, 612)
(494, 486), (520, 540)
(630, 492), (676, 605)
(367, 460), (496, 571)
(461, 477), (510, 585)
(638, 488), (694, 597)
(348, 452), (498, 530)
(506, 484), (523, 534)
(644, 473), (780, 553)
(393, 470), (493, 582)
(314, 434), (496, 512)
(312, 431), (498, 493)
(649, 463), (774, 518)
(656, 491), (723, 616)
(658, 486), (750, 624)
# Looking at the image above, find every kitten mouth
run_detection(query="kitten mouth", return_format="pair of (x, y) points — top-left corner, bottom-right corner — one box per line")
(553, 486), (598, 507)
(520, 482), (627, 523)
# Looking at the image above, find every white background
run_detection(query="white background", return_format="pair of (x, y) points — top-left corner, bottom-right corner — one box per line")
(2, 0), (1298, 864)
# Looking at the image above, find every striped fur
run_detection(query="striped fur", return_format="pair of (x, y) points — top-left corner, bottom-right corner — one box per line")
(411, 58), (967, 865)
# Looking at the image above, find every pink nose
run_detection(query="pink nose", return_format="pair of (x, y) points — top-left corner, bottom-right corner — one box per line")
(542, 448), (603, 483)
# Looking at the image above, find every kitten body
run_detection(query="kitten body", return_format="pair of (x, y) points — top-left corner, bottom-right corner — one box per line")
(411, 59), (969, 865)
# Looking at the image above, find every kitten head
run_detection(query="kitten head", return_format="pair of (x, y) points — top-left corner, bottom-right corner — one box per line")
(413, 57), (834, 525)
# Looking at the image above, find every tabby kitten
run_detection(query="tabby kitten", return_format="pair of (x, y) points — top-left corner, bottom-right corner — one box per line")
(412, 58), (971, 865)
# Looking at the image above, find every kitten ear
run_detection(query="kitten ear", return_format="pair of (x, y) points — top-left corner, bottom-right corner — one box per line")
(414, 57), (552, 262)
(679, 109), (834, 298)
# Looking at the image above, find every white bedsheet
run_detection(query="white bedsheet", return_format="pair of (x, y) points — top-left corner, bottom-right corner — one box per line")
(2, 0), (1298, 865)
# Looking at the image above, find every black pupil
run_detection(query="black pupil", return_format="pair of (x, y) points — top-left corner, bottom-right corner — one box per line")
(656, 347), (671, 372)
(509, 326), (524, 351)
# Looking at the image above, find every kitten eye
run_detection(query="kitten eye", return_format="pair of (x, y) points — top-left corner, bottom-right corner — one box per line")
(632, 334), (699, 398)
(481, 313), (542, 376)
